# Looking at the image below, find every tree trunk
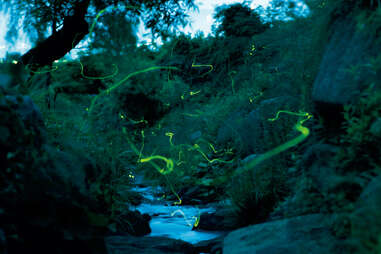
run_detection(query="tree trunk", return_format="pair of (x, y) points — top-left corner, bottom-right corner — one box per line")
(20, 0), (91, 69)
(20, 0), (90, 108)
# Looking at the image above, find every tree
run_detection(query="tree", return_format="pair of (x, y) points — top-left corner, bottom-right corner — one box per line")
(88, 10), (138, 58)
(213, 2), (268, 38)
(0, 0), (196, 70)
(212, 3), (269, 71)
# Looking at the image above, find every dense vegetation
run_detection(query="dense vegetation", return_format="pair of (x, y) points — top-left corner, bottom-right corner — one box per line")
(1, 0), (380, 253)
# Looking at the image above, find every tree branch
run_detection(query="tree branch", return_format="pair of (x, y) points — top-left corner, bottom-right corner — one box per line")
(21, 0), (91, 69)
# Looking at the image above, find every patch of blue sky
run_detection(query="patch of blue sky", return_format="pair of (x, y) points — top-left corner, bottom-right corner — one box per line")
(0, 11), (30, 59)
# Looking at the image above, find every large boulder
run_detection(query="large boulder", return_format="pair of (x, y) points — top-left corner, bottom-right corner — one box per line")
(312, 8), (380, 127)
(223, 214), (337, 254)
(350, 175), (381, 253)
(194, 234), (227, 254)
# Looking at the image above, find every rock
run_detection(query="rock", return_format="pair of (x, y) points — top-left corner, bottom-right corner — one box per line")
(312, 11), (380, 127)
(223, 214), (337, 254)
(350, 176), (381, 252)
(177, 185), (217, 205)
(114, 210), (151, 236)
(301, 144), (339, 192)
(197, 212), (225, 231)
(105, 235), (198, 254)
(196, 208), (235, 231)
(194, 234), (227, 254)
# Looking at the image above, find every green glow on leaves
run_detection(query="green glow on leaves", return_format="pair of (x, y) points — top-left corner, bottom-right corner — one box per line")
(87, 66), (179, 115)
(26, 64), (58, 74)
(139, 155), (174, 175)
(122, 127), (182, 205)
(191, 58), (214, 77)
(236, 110), (312, 175)
(165, 132), (175, 146)
(88, 5), (140, 39)
(189, 144), (234, 164)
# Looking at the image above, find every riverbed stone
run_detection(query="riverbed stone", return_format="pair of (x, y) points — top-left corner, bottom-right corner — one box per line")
(196, 207), (236, 231)
(194, 234), (227, 254)
(114, 210), (151, 236)
(223, 214), (336, 254)
(105, 235), (198, 254)
(350, 175), (381, 252)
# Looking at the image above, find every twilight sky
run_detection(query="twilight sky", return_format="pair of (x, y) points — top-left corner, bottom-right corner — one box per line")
(0, 0), (271, 58)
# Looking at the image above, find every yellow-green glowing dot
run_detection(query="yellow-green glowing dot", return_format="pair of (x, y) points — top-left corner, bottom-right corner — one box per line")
(193, 216), (200, 227)
(192, 208), (201, 227)
(268, 110), (311, 122)
(171, 208), (201, 228)
(165, 132), (175, 146)
(249, 91), (263, 103)
(137, 130), (145, 163)
(88, 5), (140, 39)
(171, 209), (194, 227)
(190, 144), (234, 164)
(191, 60), (214, 76)
(177, 151), (186, 166)
(189, 90), (201, 96)
(122, 127), (182, 205)
(209, 143), (219, 154)
(139, 155), (174, 175)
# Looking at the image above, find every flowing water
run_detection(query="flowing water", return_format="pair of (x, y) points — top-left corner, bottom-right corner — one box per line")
(132, 186), (223, 244)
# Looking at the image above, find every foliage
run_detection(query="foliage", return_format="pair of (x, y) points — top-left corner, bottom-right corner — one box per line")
(7, 0), (380, 242)
(0, 0), (196, 47)
(213, 3), (269, 37)
(226, 162), (289, 227)
(338, 85), (381, 172)
(88, 10), (138, 57)
(265, 0), (309, 21)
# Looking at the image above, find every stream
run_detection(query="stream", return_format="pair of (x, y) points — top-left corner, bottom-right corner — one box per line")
(132, 185), (224, 244)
